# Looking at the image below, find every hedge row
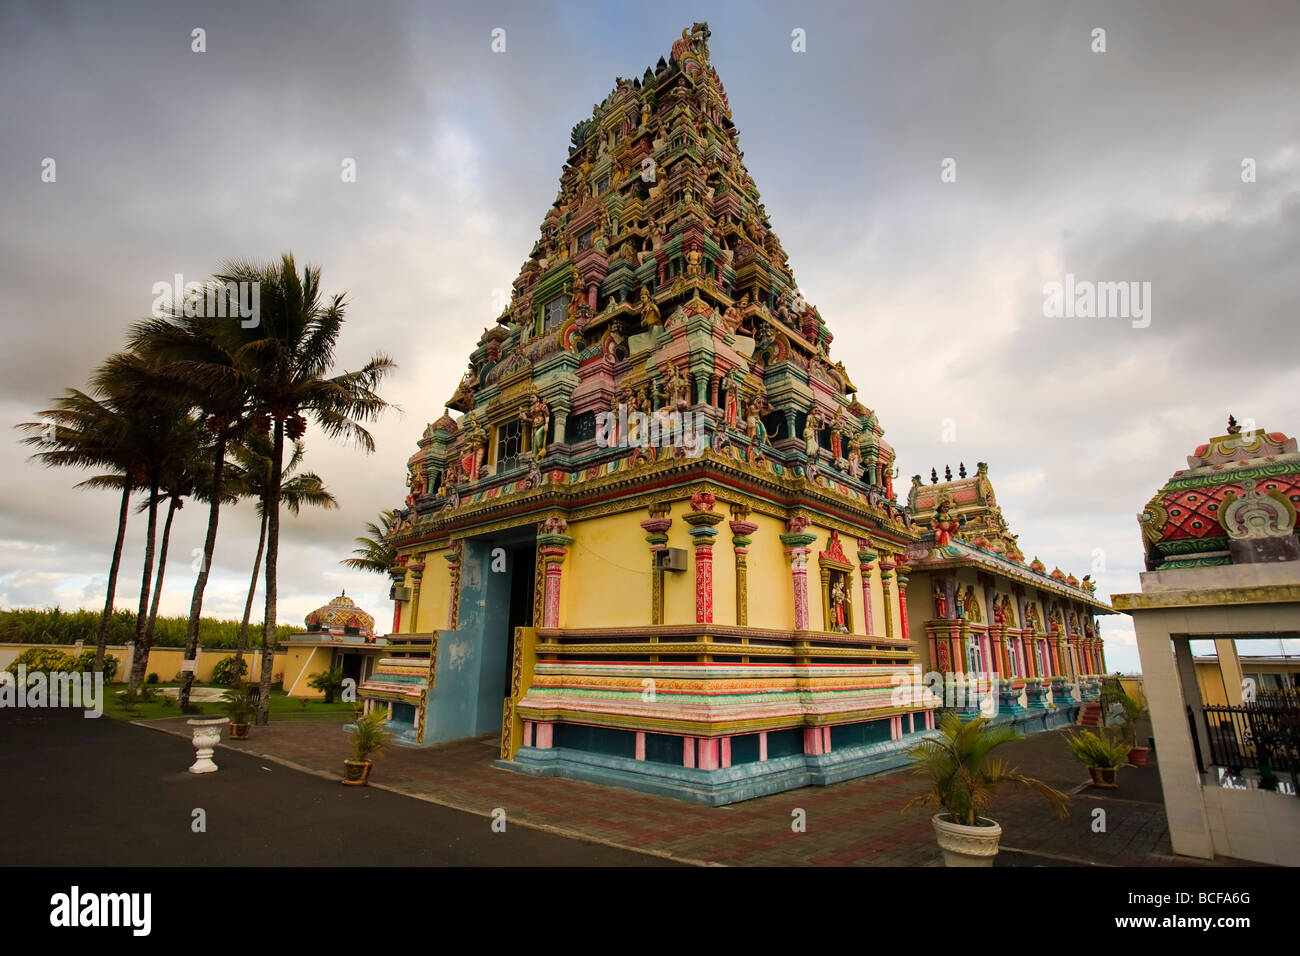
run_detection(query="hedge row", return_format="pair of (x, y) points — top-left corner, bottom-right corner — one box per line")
(0, 607), (296, 649)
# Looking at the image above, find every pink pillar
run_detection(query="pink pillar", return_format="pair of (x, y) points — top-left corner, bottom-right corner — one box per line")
(635, 731), (646, 761)
(535, 722), (554, 749)
(542, 547), (566, 628)
(803, 727), (824, 755)
(523, 721), (533, 748)
(694, 537), (715, 623)
(783, 518), (817, 631)
(721, 736), (732, 768)
(857, 540), (877, 634)
(698, 737), (719, 770)
(759, 731), (768, 762)
(822, 726), (831, 753)
(683, 736), (696, 768)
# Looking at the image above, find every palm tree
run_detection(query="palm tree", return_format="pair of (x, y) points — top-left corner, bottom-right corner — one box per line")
(18, 389), (139, 673)
(227, 432), (337, 678)
(221, 255), (395, 724)
(902, 713), (1069, 827)
(92, 352), (203, 692)
(126, 280), (260, 709)
(339, 510), (398, 575)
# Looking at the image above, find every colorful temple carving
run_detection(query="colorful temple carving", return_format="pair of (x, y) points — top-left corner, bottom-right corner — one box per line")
(905, 464), (1113, 715)
(375, 24), (1110, 804)
(1137, 416), (1300, 569)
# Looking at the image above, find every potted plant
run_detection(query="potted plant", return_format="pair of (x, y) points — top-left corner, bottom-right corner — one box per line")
(902, 713), (1069, 866)
(1116, 686), (1151, 766)
(220, 687), (255, 740)
(1066, 729), (1130, 788)
(343, 708), (395, 786)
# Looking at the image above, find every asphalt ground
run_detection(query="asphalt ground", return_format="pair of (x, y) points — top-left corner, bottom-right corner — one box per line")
(0, 705), (676, 866)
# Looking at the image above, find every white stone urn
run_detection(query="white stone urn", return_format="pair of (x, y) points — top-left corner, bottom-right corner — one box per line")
(187, 717), (229, 774)
(932, 813), (1003, 866)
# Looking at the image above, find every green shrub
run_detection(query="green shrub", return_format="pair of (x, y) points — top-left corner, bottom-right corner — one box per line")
(1065, 730), (1130, 769)
(307, 667), (346, 704)
(6, 647), (80, 676)
(75, 650), (117, 681)
(211, 655), (248, 687)
(146, 672), (159, 684)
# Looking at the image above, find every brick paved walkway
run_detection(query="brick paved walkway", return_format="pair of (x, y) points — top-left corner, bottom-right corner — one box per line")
(140, 717), (1217, 867)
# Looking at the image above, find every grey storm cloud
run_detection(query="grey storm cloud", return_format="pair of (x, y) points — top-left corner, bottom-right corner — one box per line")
(1, 0), (1298, 670)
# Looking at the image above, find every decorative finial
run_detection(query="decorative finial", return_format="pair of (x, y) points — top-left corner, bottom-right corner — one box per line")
(958, 462), (967, 478)
(944, 465), (952, 482)
(1226, 414), (1240, 435)
(930, 468), (938, 484)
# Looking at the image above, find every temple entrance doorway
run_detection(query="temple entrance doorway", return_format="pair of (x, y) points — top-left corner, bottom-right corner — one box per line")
(503, 544), (536, 699)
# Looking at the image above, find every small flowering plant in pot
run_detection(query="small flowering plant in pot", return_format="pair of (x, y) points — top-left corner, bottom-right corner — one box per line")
(343, 708), (396, 786)
(902, 713), (1069, 866)
(220, 686), (256, 740)
(1066, 729), (1130, 788)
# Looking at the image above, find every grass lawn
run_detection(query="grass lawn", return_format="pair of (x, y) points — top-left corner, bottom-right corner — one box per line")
(100, 686), (360, 723)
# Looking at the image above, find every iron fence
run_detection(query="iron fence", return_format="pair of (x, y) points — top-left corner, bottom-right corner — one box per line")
(1201, 696), (1300, 792)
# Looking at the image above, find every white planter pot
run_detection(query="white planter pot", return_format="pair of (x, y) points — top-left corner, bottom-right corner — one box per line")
(932, 813), (1002, 867)
(187, 717), (229, 774)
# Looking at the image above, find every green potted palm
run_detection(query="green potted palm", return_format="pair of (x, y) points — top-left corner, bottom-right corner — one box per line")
(1066, 729), (1130, 787)
(343, 708), (396, 786)
(902, 712), (1069, 866)
(1116, 686), (1150, 766)
(220, 686), (255, 740)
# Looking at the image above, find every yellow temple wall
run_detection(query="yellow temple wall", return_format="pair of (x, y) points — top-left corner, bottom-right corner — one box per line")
(420, 547), (452, 634)
(563, 512), (653, 629)
(745, 512), (794, 630)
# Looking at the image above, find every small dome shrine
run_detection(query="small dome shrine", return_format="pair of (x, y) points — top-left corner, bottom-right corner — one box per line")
(304, 592), (375, 638)
(1139, 417), (1300, 569)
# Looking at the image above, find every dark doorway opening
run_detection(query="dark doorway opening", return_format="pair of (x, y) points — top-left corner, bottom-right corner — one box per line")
(504, 545), (536, 698)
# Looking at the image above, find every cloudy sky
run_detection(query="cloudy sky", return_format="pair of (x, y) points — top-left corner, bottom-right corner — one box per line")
(2, 0), (1298, 672)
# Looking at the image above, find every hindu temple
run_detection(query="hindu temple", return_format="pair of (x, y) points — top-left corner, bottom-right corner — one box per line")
(371, 23), (1111, 804)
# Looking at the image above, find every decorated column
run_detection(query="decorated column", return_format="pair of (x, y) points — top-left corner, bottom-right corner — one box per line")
(878, 554), (897, 639)
(640, 503), (673, 626)
(856, 539), (877, 634)
(729, 504), (758, 627)
(780, 516), (817, 631)
(684, 492), (724, 623)
(895, 563), (911, 642)
(538, 516), (573, 628)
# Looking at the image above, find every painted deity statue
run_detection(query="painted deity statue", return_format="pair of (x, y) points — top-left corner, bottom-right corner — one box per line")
(743, 400), (768, 457)
(932, 584), (947, 619)
(963, 585), (982, 623)
(847, 430), (862, 478)
(522, 392), (550, 457)
(803, 411), (820, 459)
(459, 414), (487, 481)
(830, 579), (848, 632)
(720, 375), (740, 427)
(931, 499), (960, 549)
(992, 595), (1005, 626)
(639, 287), (661, 329)
(666, 363), (691, 410)
(1024, 602), (1041, 633)
(625, 386), (647, 444)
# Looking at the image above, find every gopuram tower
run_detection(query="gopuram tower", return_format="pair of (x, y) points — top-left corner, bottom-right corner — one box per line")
(372, 23), (1076, 803)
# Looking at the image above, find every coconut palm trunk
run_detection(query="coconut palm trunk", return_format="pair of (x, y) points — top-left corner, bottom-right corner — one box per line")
(233, 509), (267, 682)
(178, 437), (227, 710)
(94, 480), (133, 673)
(128, 479), (161, 692)
(143, 495), (179, 652)
(255, 420), (285, 725)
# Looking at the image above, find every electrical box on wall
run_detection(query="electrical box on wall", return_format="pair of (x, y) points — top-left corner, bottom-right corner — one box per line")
(653, 547), (687, 572)
(389, 585), (412, 602)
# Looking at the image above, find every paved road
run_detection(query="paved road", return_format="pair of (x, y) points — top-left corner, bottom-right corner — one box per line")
(0, 707), (675, 866)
